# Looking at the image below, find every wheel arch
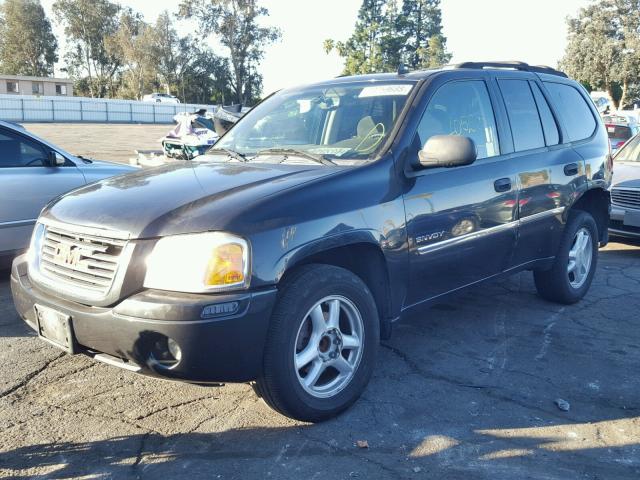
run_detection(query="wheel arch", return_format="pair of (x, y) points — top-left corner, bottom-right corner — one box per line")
(567, 187), (610, 244)
(278, 236), (395, 340)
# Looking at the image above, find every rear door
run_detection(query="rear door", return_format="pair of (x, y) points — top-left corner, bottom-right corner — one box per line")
(495, 76), (582, 266)
(402, 75), (520, 307)
(0, 127), (86, 254)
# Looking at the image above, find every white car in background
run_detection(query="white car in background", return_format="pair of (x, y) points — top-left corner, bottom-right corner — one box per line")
(142, 93), (181, 104)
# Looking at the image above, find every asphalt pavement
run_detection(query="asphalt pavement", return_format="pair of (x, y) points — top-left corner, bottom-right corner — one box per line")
(1, 241), (639, 479)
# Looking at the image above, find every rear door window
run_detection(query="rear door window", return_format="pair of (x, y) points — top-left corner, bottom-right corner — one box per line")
(530, 82), (560, 146)
(544, 82), (597, 142)
(415, 80), (500, 159)
(498, 79), (545, 151)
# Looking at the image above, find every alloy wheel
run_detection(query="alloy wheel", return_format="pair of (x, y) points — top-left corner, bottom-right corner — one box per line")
(567, 227), (593, 289)
(293, 295), (364, 398)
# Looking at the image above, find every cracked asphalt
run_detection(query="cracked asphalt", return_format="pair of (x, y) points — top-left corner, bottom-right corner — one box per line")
(1, 240), (639, 479)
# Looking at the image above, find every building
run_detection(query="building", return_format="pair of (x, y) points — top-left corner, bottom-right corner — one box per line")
(0, 74), (73, 97)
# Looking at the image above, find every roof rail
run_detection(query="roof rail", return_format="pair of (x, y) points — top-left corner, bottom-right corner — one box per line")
(453, 61), (568, 78)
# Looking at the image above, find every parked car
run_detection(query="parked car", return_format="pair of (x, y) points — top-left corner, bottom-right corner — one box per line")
(603, 113), (640, 154)
(609, 131), (640, 239)
(142, 93), (180, 104)
(0, 120), (137, 265)
(11, 61), (611, 422)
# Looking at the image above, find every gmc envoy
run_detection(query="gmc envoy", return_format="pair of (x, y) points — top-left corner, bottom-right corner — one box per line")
(11, 61), (611, 422)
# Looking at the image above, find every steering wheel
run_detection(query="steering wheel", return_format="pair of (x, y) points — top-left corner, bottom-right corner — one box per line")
(24, 158), (46, 167)
(354, 123), (385, 154)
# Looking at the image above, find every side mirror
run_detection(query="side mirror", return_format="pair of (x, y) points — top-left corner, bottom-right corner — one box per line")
(418, 135), (477, 169)
(47, 151), (66, 167)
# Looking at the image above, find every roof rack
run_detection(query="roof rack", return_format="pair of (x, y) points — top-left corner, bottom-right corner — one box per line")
(453, 61), (568, 78)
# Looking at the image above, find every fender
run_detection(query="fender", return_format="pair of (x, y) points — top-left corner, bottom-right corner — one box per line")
(272, 228), (405, 325)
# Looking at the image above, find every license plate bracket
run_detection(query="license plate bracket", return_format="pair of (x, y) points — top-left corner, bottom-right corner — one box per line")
(623, 210), (640, 228)
(34, 304), (76, 354)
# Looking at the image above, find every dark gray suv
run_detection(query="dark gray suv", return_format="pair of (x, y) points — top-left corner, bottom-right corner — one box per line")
(11, 61), (611, 422)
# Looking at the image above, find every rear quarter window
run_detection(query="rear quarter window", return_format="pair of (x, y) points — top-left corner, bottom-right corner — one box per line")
(543, 82), (597, 142)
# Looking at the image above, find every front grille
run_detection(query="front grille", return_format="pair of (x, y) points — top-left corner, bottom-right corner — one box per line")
(611, 188), (640, 209)
(39, 223), (128, 296)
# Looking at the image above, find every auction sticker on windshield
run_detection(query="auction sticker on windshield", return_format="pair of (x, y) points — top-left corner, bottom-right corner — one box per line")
(359, 84), (413, 97)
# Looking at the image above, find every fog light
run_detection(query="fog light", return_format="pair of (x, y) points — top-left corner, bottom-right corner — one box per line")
(167, 338), (182, 363)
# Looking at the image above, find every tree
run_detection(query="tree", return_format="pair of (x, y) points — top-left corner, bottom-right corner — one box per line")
(179, 0), (281, 105)
(147, 11), (232, 104)
(109, 10), (158, 100)
(324, 0), (387, 75)
(0, 0), (58, 76)
(400, 0), (450, 69)
(560, 0), (640, 108)
(53, 0), (122, 98)
(325, 0), (450, 76)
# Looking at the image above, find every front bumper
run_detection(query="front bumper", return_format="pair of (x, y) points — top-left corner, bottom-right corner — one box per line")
(609, 205), (640, 239)
(10, 254), (277, 383)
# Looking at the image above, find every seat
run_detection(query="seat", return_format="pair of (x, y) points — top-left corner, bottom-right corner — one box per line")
(356, 116), (377, 137)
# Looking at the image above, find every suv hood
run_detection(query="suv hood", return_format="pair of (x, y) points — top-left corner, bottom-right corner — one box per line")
(611, 162), (640, 189)
(43, 161), (339, 238)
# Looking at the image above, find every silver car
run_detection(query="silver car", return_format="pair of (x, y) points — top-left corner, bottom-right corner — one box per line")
(609, 131), (640, 239)
(0, 121), (137, 263)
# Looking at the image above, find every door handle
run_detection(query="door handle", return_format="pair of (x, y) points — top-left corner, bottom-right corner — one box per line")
(494, 177), (512, 193)
(564, 163), (579, 176)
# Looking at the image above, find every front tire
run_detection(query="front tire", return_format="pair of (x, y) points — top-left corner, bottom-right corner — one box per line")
(256, 264), (379, 422)
(534, 210), (598, 304)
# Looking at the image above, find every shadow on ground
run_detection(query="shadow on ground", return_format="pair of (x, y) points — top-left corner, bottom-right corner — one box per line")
(2, 413), (639, 479)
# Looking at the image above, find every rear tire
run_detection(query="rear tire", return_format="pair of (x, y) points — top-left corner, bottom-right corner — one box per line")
(534, 210), (598, 304)
(256, 264), (379, 422)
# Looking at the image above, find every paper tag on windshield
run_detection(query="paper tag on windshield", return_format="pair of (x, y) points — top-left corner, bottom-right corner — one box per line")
(359, 84), (412, 98)
(308, 147), (351, 156)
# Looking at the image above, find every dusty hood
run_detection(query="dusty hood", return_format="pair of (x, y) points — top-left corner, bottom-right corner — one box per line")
(42, 161), (338, 238)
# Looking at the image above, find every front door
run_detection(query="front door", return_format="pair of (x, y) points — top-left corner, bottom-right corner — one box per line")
(403, 78), (519, 308)
(0, 127), (85, 253)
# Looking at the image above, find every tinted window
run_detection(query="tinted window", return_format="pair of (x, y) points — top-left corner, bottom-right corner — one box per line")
(530, 82), (559, 146)
(0, 129), (48, 167)
(498, 79), (545, 151)
(416, 80), (499, 159)
(544, 82), (596, 142)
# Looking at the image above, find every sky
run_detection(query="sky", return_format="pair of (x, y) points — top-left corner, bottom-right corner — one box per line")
(40, 0), (592, 96)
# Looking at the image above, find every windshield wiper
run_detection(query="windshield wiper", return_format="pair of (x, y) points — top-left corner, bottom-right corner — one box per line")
(254, 148), (336, 166)
(207, 148), (248, 162)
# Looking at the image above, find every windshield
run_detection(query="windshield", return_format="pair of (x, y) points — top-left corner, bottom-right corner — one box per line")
(213, 81), (416, 162)
(615, 134), (640, 162)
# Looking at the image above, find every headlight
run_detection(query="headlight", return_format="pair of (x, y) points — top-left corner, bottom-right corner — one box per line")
(27, 223), (45, 272)
(143, 232), (250, 293)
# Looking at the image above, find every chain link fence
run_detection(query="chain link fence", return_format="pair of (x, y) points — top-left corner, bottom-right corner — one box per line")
(0, 94), (216, 124)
